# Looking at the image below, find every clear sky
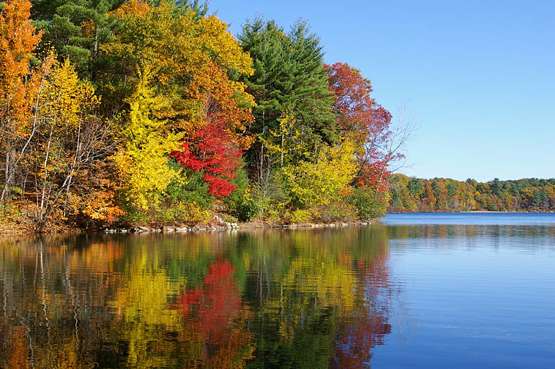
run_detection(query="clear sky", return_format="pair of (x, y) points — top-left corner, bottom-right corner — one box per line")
(209, 0), (554, 181)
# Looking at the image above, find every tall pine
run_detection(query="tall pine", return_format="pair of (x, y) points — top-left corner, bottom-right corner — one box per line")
(239, 20), (337, 186)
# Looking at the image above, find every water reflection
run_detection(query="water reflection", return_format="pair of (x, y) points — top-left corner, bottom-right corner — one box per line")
(0, 228), (392, 369)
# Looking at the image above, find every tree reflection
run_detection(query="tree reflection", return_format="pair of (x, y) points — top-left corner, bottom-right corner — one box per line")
(238, 228), (393, 369)
(0, 228), (394, 368)
(180, 259), (254, 369)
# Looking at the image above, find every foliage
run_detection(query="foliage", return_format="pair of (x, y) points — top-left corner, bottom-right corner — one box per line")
(0, 0), (399, 231)
(326, 62), (401, 192)
(224, 164), (260, 222)
(113, 66), (183, 213)
(26, 58), (108, 226)
(239, 20), (337, 185)
(349, 186), (390, 220)
(389, 174), (555, 212)
(101, 0), (255, 130)
(316, 201), (358, 223)
(326, 62), (374, 143)
(106, 0), (255, 222)
(0, 0), (43, 201)
(278, 141), (357, 220)
(172, 116), (242, 198)
(31, 0), (121, 79)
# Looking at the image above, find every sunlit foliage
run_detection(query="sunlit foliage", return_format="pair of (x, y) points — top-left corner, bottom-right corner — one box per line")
(114, 66), (183, 212)
(0, 0), (399, 230)
(390, 174), (555, 212)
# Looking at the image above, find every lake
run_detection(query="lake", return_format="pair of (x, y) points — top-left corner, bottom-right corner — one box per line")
(1, 213), (554, 368)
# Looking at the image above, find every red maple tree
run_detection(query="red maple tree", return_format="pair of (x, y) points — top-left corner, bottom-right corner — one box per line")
(172, 117), (242, 197)
(326, 63), (403, 191)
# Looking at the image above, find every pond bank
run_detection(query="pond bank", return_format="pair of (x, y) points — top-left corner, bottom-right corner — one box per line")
(104, 220), (377, 235)
(0, 220), (378, 239)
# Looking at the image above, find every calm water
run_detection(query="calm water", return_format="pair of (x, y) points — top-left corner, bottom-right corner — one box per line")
(1, 213), (554, 369)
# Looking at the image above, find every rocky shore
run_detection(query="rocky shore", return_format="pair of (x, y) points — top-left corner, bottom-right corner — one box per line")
(104, 220), (376, 235)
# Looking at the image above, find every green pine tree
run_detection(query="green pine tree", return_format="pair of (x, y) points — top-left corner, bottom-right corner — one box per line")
(239, 19), (337, 186)
(32, 0), (121, 79)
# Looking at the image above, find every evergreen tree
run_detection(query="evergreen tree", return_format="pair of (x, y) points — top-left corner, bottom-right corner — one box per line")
(31, 0), (122, 79)
(31, 0), (207, 80)
(239, 19), (337, 187)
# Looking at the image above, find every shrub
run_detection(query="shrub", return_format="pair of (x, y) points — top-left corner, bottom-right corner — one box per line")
(279, 141), (357, 209)
(348, 187), (390, 220)
(224, 165), (260, 222)
(287, 209), (313, 224)
(315, 201), (358, 223)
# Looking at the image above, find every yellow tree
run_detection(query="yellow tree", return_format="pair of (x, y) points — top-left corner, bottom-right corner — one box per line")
(23, 58), (119, 229)
(103, 0), (254, 140)
(113, 66), (183, 213)
(279, 140), (358, 221)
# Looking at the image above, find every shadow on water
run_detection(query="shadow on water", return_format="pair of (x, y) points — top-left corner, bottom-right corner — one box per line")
(0, 227), (394, 369)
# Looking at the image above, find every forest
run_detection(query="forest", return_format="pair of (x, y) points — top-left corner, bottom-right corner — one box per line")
(0, 0), (401, 232)
(389, 174), (555, 212)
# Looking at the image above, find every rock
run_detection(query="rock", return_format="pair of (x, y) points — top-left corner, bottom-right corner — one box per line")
(224, 222), (239, 230)
(163, 226), (176, 233)
(213, 214), (225, 226)
(135, 226), (151, 233)
(175, 226), (190, 233)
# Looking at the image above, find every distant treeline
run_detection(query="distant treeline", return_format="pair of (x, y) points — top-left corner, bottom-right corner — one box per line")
(389, 174), (555, 212)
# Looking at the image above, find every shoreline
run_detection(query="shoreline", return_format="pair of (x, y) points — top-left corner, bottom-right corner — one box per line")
(104, 220), (378, 235)
(0, 220), (379, 239)
(2, 211), (553, 238)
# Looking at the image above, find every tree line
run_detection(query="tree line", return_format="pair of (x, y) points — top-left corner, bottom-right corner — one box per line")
(0, 0), (401, 232)
(389, 174), (555, 212)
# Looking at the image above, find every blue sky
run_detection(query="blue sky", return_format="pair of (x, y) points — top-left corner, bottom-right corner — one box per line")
(209, 0), (554, 181)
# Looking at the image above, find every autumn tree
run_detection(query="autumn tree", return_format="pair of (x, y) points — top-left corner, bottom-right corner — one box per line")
(326, 63), (403, 193)
(0, 0), (43, 202)
(101, 0), (254, 128)
(172, 116), (243, 198)
(278, 141), (358, 222)
(21, 59), (118, 229)
(113, 66), (183, 215)
(325, 62), (374, 143)
(104, 0), (254, 222)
